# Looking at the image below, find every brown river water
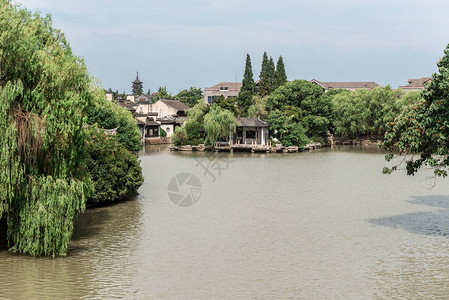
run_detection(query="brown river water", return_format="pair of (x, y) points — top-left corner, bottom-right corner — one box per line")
(2, 145), (449, 299)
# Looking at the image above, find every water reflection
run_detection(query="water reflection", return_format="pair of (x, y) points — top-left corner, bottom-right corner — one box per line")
(2, 146), (449, 299)
(369, 195), (449, 237)
(370, 195), (449, 299)
(0, 198), (143, 300)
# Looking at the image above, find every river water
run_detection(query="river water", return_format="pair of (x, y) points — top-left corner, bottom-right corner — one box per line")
(2, 146), (449, 299)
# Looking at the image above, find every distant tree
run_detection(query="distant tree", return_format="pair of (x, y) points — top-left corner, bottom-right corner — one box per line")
(237, 54), (256, 115)
(274, 56), (287, 89)
(268, 56), (276, 90)
(137, 87), (143, 95)
(204, 106), (238, 144)
(187, 101), (210, 124)
(87, 89), (142, 153)
(212, 95), (238, 115)
(147, 89), (151, 95)
(266, 80), (332, 143)
(241, 54), (256, 94)
(176, 87), (203, 107)
(247, 95), (269, 119)
(157, 86), (172, 99)
(268, 110), (308, 147)
(258, 51), (271, 97)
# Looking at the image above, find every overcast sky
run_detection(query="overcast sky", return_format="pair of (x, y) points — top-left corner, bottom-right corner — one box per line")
(12, 0), (449, 95)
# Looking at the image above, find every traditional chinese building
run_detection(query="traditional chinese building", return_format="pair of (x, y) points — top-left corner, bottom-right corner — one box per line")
(132, 72), (144, 94)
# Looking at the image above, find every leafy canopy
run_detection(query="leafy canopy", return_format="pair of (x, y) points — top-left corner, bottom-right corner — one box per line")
(382, 43), (449, 177)
(0, 1), (93, 256)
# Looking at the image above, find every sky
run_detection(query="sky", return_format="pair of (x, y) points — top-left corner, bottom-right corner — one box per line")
(12, 0), (449, 95)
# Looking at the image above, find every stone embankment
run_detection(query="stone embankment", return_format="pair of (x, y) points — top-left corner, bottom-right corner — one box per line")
(169, 142), (324, 153)
(331, 136), (383, 146)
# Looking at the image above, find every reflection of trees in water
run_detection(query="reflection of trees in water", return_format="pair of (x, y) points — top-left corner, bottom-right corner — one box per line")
(370, 195), (449, 298)
(0, 198), (143, 299)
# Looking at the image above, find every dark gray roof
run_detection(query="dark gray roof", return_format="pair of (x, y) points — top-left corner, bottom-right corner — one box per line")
(146, 120), (160, 126)
(237, 117), (268, 128)
(311, 79), (380, 90)
(159, 99), (190, 111)
(134, 112), (158, 118)
(115, 100), (137, 111)
(399, 77), (432, 89)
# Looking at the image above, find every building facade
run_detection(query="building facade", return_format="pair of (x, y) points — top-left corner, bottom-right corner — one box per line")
(203, 82), (242, 104)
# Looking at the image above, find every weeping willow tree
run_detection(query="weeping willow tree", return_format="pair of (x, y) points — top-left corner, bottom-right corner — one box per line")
(0, 2), (93, 256)
(203, 106), (238, 144)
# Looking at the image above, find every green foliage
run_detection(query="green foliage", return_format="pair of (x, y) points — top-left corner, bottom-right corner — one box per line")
(171, 120), (203, 146)
(237, 54), (256, 116)
(212, 95), (238, 115)
(258, 52), (272, 97)
(331, 86), (420, 138)
(274, 56), (287, 90)
(187, 101), (209, 123)
(204, 106), (238, 144)
(266, 80), (331, 142)
(85, 128), (143, 204)
(175, 87), (203, 107)
(382, 43), (449, 177)
(157, 86), (172, 99)
(267, 79), (325, 111)
(160, 127), (167, 138)
(247, 95), (269, 119)
(241, 54), (256, 94)
(0, 2), (92, 256)
(268, 110), (308, 147)
(87, 89), (142, 153)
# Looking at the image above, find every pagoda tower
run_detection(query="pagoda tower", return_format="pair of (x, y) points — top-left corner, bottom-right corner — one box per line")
(132, 72), (143, 94)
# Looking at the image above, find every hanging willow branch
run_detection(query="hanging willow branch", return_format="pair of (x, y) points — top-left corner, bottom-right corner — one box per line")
(13, 105), (46, 166)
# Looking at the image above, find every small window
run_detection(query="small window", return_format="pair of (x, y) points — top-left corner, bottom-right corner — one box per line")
(219, 86), (229, 91)
(208, 96), (214, 103)
(166, 127), (170, 132)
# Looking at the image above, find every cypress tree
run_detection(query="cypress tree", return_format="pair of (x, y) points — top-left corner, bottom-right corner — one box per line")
(268, 56), (276, 93)
(241, 54), (255, 94)
(258, 51), (271, 97)
(274, 56), (287, 89)
(237, 54), (256, 115)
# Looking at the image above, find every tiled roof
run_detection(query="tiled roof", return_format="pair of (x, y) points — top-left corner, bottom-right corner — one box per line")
(158, 99), (190, 111)
(399, 77), (432, 89)
(237, 117), (268, 128)
(205, 82), (243, 91)
(311, 79), (379, 90)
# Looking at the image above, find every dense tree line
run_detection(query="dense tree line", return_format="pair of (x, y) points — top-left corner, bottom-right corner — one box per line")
(173, 51), (423, 149)
(0, 2), (143, 256)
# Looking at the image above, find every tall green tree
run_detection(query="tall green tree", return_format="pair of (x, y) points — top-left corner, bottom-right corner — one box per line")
(274, 56), (287, 89)
(175, 87), (203, 107)
(268, 56), (276, 90)
(0, 2), (93, 256)
(382, 43), (449, 177)
(258, 51), (271, 97)
(266, 80), (332, 143)
(212, 95), (238, 115)
(157, 86), (172, 99)
(237, 54), (256, 115)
